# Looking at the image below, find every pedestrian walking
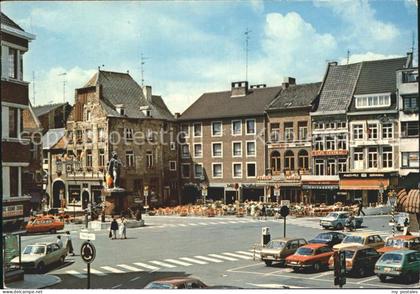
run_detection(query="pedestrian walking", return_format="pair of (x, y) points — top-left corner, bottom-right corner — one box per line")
(65, 231), (74, 256)
(261, 205), (267, 220)
(56, 235), (63, 248)
(120, 217), (127, 239)
(110, 218), (118, 240)
(403, 218), (410, 235)
(357, 201), (365, 216)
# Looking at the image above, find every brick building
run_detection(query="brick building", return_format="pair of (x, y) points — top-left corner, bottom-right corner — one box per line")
(178, 81), (281, 204)
(1, 12), (35, 232)
(265, 80), (321, 203)
(47, 70), (179, 213)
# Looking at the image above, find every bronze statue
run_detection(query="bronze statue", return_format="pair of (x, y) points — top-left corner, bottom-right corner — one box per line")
(107, 151), (122, 188)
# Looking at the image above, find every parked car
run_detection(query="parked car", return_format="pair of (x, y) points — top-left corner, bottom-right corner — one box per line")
(11, 242), (67, 273)
(260, 238), (307, 266)
(285, 243), (334, 272)
(308, 232), (346, 247)
(378, 235), (420, 254)
(328, 246), (381, 277)
(144, 277), (207, 289)
(375, 250), (420, 284)
(320, 212), (363, 230)
(333, 233), (384, 251)
(26, 216), (64, 234)
(389, 212), (410, 231)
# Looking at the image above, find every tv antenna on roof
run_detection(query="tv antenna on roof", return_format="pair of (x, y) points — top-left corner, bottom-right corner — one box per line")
(244, 28), (251, 81)
(141, 53), (149, 86)
(347, 49), (350, 64)
(58, 72), (67, 103)
(32, 71), (36, 106)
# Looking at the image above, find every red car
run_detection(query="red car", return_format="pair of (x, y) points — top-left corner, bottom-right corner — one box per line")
(285, 243), (334, 272)
(26, 216), (64, 234)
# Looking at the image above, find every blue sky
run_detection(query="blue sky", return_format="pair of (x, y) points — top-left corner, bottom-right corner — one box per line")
(2, 0), (418, 113)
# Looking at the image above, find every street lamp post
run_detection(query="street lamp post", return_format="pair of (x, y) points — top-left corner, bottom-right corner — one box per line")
(388, 190), (397, 236)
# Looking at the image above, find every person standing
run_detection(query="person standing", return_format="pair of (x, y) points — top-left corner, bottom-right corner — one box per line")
(65, 231), (74, 256)
(56, 235), (63, 248)
(357, 201), (365, 216)
(120, 217), (127, 239)
(403, 218), (410, 235)
(110, 218), (118, 240)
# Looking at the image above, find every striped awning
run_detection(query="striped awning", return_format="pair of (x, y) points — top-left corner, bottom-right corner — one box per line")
(397, 189), (420, 214)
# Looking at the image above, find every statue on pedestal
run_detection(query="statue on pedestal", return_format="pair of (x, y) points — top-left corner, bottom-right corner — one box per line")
(107, 151), (122, 189)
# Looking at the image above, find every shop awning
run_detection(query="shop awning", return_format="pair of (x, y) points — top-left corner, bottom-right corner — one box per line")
(340, 178), (389, 190)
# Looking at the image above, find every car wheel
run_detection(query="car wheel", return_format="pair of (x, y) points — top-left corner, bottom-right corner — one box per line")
(36, 262), (46, 273)
(264, 260), (272, 267)
(358, 267), (366, 277)
(313, 262), (321, 272)
(378, 274), (387, 282)
(292, 267), (300, 272)
(335, 223), (343, 230)
(49, 229), (57, 234)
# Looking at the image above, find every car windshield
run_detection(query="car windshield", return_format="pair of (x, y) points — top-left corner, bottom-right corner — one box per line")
(344, 250), (355, 259)
(296, 247), (314, 256)
(266, 241), (286, 249)
(379, 253), (403, 264)
(23, 245), (45, 255)
(145, 283), (174, 289)
(315, 233), (332, 241)
(343, 236), (364, 244)
(327, 213), (338, 218)
(385, 239), (405, 247)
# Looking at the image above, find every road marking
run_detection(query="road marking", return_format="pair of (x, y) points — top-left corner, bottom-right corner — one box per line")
(223, 252), (253, 259)
(83, 268), (107, 276)
(189, 223), (198, 226)
(248, 283), (304, 289)
(178, 224), (187, 227)
(117, 264), (144, 272)
(209, 222), (219, 225)
(235, 250), (255, 256)
(194, 255), (223, 263)
(357, 276), (378, 284)
(198, 222), (208, 225)
(164, 259), (192, 266)
(66, 270), (86, 279)
(133, 262), (159, 270)
(217, 222), (228, 224)
(310, 271), (332, 279)
(112, 284), (122, 289)
(149, 260), (177, 268)
(130, 276), (141, 282)
(179, 257), (208, 265)
(166, 224), (176, 227)
(208, 254), (238, 261)
(101, 266), (125, 273)
(228, 221), (238, 224)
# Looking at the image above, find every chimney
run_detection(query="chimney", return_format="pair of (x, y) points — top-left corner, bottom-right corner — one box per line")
(328, 61), (338, 66)
(282, 77), (296, 89)
(406, 52), (413, 68)
(142, 85), (152, 102)
(174, 112), (181, 119)
(231, 81), (248, 97)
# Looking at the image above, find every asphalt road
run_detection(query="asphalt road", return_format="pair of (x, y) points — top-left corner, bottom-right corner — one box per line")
(16, 214), (420, 289)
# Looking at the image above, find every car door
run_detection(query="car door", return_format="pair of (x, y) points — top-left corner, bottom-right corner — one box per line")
(373, 235), (384, 249)
(318, 247), (333, 264)
(365, 248), (380, 269)
(45, 244), (54, 265)
(366, 236), (376, 248)
(51, 243), (62, 264)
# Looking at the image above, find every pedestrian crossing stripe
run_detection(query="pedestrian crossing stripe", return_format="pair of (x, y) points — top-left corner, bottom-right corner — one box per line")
(101, 266), (125, 273)
(133, 262), (159, 270)
(208, 254), (238, 261)
(117, 264), (144, 272)
(179, 257), (208, 265)
(223, 252), (253, 259)
(235, 251), (255, 256)
(164, 259), (192, 266)
(149, 260), (177, 268)
(66, 270), (86, 278)
(194, 255), (223, 263)
(84, 268), (107, 276)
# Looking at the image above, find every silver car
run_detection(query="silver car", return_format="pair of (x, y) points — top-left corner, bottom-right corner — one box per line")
(11, 242), (68, 273)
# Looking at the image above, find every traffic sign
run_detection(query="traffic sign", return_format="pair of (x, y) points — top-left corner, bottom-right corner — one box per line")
(81, 241), (96, 264)
(279, 205), (290, 218)
(80, 231), (96, 241)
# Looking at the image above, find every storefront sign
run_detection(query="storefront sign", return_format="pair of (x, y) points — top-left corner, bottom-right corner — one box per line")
(3, 205), (24, 218)
(340, 172), (398, 179)
(302, 184), (339, 190)
(311, 150), (348, 157)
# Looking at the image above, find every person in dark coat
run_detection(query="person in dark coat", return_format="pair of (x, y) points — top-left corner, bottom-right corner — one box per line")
(110, 218), (119, 240)
(357, 201), (365, 216)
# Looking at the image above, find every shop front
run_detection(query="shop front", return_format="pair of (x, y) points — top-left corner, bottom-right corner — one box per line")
(339, 172), (399, 206)
(301, 175), (340, 205)
(256, 175), (302, 203)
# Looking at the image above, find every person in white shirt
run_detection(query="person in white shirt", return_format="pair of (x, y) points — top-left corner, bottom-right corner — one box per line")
(56, 235), (63, 248)
(65, 231), (74, 255)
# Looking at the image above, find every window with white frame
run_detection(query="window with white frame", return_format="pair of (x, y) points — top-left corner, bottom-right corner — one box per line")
(298, 122), (308, 141)
(124, 128), (134, 140)
(382, 123), (393, 139)
(353, 124), (364, 140)
(337, 121), (346, 129)
(86, 110), (91, 121)
(212, 142), (222, 157)
(367, 123), (378, 139)
(180, 124), (189, 138)
(314, 136), (324, 150)
(169, 161), (176, 171)
(338, 158), (347, 172)
(270, 123), (280, 142)
(315, 159), (325, 175)
(284, 122), (293, 141)
(8, 107), (19, 139)
(193, 123), (202, 137)
(382, 147), (393, 168)
(325, 122), (335, 129)
(313, 122), (324, 130)
(326, 136), (335, 150)
(126, 150), (135, 167)
(368, 147), (378, 168)
(181, 163), (190, 178)
(8, 48), (18, 79)
(246, 163), (256, 178)
(233, 163), (242, 178)
(212, 121), (222, 136)
(232, 120), (242, 135)
(284, 150), (295, 170)
(86, 150), (93, 167)
(194, 164), (203, 179)
(246, 141), (256, 156)
(99, 149), (105, 167)
(98, 128), (105, 142)
(246, 119), (256, 135)
(212, 163), (223, 178)
(146, 151), (154, 168)
(401, 122), (419, 137)
(193, 143), (202, 158)
(181, 144), (190, 158)
(401, 152), (419, 168)
(337, 134), (346, 150)
(232, 142), (242, 157)
(86, 129), (93, 142)
(327, 159), (336, 175)
(353, 148), (364, 170)
(355, 94), (391, 108)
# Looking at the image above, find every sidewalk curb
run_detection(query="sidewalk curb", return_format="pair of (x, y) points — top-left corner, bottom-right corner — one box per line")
(5, 274), (62, 289)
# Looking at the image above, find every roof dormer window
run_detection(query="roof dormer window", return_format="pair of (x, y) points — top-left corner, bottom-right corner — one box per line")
(115, 104), (125, 115)
(140, 106), (151, 117)
(355, 94), (391, 109)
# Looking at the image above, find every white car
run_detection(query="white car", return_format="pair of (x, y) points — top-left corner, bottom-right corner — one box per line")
(11, 242), (68, 273)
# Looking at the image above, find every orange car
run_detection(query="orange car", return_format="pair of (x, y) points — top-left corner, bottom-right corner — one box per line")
(377, 235), (420, 254)
(285, 243), (334, 272)
(26, 216), (64, 234)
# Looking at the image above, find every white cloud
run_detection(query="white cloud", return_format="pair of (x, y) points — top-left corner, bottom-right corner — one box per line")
(339, 52), (403, 65)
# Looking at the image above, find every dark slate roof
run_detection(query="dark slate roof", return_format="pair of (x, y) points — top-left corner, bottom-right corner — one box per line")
(314, 62), (362, 114)
(33, 103), (67, 117)
(266, 82), (321, 111)
(179, 86), (282, 120)
(1, 12), (24, 31)
(354, 57), (407, 95)
(82, 70), (174, 121)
